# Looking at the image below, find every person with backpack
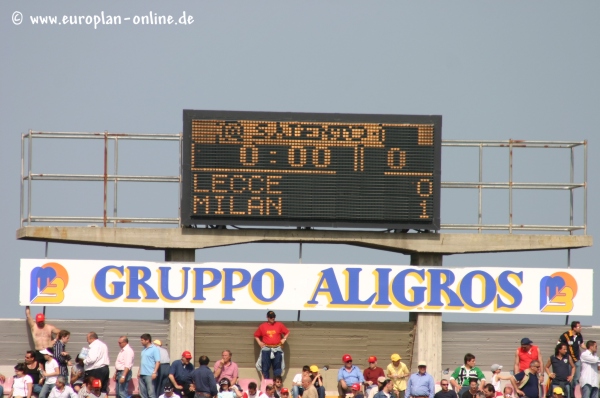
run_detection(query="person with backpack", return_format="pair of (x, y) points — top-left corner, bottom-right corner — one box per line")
(512, 361), (542, 398)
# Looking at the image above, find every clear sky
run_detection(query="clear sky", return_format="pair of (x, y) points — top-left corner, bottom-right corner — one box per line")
(1, 1), (598, 324)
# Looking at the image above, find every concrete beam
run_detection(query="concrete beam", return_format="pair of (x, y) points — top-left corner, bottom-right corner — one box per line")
(164, 249), (195, 361)
(16, 226), (592, 254)
(409, 253), (442, 382)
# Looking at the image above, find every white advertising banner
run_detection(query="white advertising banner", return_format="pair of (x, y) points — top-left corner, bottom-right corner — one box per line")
(20, 259), (593, 315)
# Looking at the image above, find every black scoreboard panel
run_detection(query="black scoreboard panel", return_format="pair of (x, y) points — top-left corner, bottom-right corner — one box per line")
(182, 110), (441, 229)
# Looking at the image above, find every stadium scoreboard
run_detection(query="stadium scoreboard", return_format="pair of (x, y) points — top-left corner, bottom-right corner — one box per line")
(182, 110), (441, 229)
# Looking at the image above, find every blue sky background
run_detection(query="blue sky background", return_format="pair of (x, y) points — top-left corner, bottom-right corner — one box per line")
(1, 1), (598, 324)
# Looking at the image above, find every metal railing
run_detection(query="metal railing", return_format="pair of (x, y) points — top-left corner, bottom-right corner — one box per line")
(441, 140), (587, 234)
(20, 132), (587, 234)
(20, 131), (182, 227)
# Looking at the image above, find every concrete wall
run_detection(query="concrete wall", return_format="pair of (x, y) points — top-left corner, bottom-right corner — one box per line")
(0, 319), (168, 365)
(195, 321), (416, 391)
(441, 323), (600, 374)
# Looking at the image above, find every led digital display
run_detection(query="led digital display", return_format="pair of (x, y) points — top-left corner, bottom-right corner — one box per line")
(182, 110), (441, 229)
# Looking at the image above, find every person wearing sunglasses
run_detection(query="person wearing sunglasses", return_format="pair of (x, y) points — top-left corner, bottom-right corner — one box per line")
(434, 380), (457, 398)
(511, 361), (542, 398)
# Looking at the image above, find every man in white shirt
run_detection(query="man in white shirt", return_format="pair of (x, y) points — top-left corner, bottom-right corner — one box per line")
(243, 382), (269, 398)
(48, 376), (78, 398)
(292, 366), (310, 398)
(83, 332), (110, 394)
(579, 340), (600, 398)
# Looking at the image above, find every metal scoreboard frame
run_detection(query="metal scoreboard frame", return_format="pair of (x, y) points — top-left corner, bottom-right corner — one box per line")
(182, 110), (442, 229)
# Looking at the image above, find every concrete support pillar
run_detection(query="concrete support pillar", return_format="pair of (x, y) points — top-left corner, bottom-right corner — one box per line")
(409, 252), (443, 383)
(164, 249), (196, 360)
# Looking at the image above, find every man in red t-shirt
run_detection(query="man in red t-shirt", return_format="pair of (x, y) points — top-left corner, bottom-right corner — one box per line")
(254, 311), (290, 380)
(514, 337), (543, 389)
(514, 338), (543, 374)
(363, 356), (385, 397)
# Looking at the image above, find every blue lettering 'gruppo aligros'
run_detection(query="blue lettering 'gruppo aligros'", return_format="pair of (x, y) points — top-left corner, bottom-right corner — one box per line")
(158, 267), (190, 302)
(221, 268), (252, 302)
(92, 265), (126, 301)
(250, 268), (284, 304)
(306, 267), (523, 311)
(125, 266), (159, 302)
(426, 269), (463, 309)
(92, 265), (284, 304)
(192, 268), (222, 301)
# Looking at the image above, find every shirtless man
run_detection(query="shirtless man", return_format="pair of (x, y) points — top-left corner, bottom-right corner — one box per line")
(26, 306), (60, 361)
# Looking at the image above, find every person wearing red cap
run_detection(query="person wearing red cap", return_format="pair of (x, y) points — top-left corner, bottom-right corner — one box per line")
(254, 311), (290, 380)
(364, 357), (384, 398)
(169, 351), (195, 398)
(25, 306), (60, 361)
(280, 388), (290, 398)
(352, 383), (365, 398)
(113, 336), (135, 398)
(88, 379), (106, 398)
(338, 355), (365, 398)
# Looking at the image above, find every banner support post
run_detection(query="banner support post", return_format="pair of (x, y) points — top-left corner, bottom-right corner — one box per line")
(164, 249), (196, 361)
(409, 253), (443, 382)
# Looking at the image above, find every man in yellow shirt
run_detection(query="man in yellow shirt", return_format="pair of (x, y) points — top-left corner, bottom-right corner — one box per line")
(386, 354), (409, 398)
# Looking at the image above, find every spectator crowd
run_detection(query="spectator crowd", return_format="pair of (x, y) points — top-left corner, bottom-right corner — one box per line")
(2, 309), (598, 398)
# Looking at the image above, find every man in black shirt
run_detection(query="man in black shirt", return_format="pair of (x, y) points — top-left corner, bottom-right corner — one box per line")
(558, 321), (584, 391)
(24, 350), (43, 395)
(545, 344), (574, 398)
(461, 379), (479, 398)
(434, 380), (457, 398)
(191, 356), (218, 398)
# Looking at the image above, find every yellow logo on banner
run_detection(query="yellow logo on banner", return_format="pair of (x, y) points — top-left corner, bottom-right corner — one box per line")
(30, 262), (69, 304)
(540, 272), (578, 313)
